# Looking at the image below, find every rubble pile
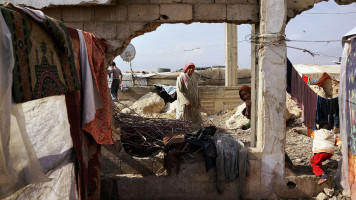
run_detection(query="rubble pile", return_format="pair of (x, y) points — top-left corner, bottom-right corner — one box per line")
(118, 92), (165, 114)
(225, 104), (249, 130)
(310, 85), (326, 97)
(316, 188), (350, 200)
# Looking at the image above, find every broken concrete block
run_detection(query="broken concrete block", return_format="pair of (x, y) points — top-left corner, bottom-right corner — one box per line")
(286, 93), (301, 118)
(162, 100), (177, 113)
(316, 192), (328, 200)
(120, 108), (132, 114)
(324, 188), (334, 197)
(114, 100), (134, 111)
(131, 92), (165, 114)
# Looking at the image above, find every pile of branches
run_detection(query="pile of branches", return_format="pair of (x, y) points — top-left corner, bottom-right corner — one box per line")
(114, 113), (202, 157)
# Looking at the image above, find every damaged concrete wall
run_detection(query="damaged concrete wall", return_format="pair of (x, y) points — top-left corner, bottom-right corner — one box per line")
(40, 0), (260, 60)
(101, 135), (263, 200)
(0, 0), (115, 9)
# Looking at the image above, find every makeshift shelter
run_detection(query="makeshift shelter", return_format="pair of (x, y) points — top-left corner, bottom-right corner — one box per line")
(0, 3), (113, 199)
(338, 26), (356, 199)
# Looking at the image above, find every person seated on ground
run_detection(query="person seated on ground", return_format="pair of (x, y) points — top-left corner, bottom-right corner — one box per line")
(176, 62), (202, 123)
(296, 121), (341, 184)
(238, 85), (251, 130)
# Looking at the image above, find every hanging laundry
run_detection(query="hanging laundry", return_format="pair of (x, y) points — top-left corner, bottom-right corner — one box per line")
(309, 77), (318, 85)
(302, 74), (311, 85)
(65, 27), (114, 199)
(311, 72), (331, 87)
(0, 4), (80, 103)
(315, 96), (339, 129)
(286, 58), (292, 93)
(81, 31), (113, 145)
(290, 64), (318, 129)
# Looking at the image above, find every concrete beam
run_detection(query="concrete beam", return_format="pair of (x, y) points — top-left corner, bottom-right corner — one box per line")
(225, 23), (238, 86)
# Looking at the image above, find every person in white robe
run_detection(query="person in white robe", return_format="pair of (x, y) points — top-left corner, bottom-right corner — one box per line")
(176, 62), (202, 123)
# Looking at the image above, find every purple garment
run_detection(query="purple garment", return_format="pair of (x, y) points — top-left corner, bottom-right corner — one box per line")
(290, 65), (318, 129)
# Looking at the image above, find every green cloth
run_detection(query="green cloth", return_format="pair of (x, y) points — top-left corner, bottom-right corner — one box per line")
(245, 120), (251, 129)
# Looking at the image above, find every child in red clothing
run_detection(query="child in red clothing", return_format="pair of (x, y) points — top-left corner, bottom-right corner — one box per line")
(310, 121), (341, 184)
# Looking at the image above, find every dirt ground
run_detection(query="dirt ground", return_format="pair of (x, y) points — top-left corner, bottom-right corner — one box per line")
(113, 94), (341, 178)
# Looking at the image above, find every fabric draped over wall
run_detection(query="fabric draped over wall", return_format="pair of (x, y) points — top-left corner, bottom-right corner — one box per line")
(65, 27), (112, 200)
(0, 4), (113, 199)
(0, 9), (50, 198)
(0, 4), (80, 104)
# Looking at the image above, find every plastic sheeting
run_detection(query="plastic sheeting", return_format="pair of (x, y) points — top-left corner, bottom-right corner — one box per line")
(4, 96), (78, 199)
(338, 37), (352, 192)
(154, 84), (177, 98)
(0, 10), (49, 198)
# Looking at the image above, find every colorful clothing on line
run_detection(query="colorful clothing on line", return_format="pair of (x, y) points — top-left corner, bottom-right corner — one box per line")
(65, 27), (104, 200)
(81, 31), (113, 145)
(1, 5), (80, 103)
(315, 96), (339, 128)
(290, 64), (318, 129)
(311, 72), (331, 87)
(302, 74), (311, 85)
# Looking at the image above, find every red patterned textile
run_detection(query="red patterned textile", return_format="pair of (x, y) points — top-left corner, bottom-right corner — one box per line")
(81, 31), (113, 145)
(65, 27), (104, 200)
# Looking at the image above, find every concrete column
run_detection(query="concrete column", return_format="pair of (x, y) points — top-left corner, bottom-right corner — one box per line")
(256, 0), (287, 198)
(224, 23), (238, 86)
(250, 24), (257, 148)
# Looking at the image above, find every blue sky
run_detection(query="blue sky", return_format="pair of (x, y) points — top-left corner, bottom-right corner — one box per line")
(113, 1), (356, 73)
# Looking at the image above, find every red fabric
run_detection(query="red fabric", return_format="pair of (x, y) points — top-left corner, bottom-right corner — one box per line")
(310, 152), (333, 176)
(311, 72), (330, 86)
(65, 27), (104, 200)
(183, 62), (195, 73)
(81, 31), (114, 145)
(302, 74), (309, 84)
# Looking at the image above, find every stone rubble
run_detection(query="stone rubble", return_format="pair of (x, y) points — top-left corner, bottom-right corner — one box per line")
(129, 92), (165, 114)
(316, 189), (350, 200)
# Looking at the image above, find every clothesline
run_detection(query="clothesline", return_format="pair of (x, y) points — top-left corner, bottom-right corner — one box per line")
(287, 58), (339, 130)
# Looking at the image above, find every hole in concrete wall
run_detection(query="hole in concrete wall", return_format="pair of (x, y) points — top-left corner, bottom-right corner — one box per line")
(105, 22), (255, 176)
(287, 181), (296, 189)
(160, 15), (168, 20)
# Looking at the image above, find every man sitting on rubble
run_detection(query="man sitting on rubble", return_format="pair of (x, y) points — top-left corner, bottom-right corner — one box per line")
(176, 62), (202, 123)
(108, 61), (122, 100)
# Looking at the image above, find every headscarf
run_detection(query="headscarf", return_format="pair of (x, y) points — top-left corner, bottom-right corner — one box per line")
(239, 85), (252, 119)
(239, 85), (251, 101)
(180, 62), (196, 89)
(182, 62), (195, 73)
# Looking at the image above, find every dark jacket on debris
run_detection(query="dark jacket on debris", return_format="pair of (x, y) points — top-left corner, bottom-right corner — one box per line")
(185, 126), (217, 172)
